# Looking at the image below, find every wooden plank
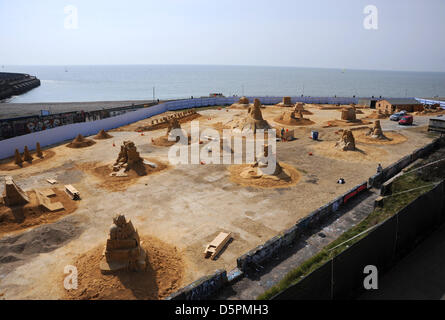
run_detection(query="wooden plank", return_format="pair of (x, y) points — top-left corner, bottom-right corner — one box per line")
(46, 179), (57, 185)
(204, 232), (232, 260)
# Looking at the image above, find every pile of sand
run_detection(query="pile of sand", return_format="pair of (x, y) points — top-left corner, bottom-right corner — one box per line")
(354, 128), (408, 145)
(365, 111), (388, 119)
(274, 109), (315, 126)
(323, 119), (371, 128)
(152, 119), (191, 147)
(63, 235), (184, 300)
(66, 134), (96, 149)
(94, 129), (113, 140)
(309, 141), (388, 163)
(0, 189), (78, 237)
(229, 162), (300, 189)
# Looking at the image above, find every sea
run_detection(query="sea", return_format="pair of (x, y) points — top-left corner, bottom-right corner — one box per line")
(2, 65), (445, 103)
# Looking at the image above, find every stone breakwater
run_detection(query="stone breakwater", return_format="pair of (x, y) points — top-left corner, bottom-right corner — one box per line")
(0, 72), (41, 100)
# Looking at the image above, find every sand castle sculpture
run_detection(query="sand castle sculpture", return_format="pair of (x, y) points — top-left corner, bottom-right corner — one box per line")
(275, 103), (314, 126)
(2, 176), (30, 206)
(230, 96), (250, 109)
(14, 149), (23, 166)
(276, 97), (294, 107)
(235, 99), (271, 133)
(136, 109), (197, 132)
(111, 141), (143, 175)
(341, 107), (357, 121)
(36, 142), (43, 158)
(23, 146), (33, 162)
(100, 214), (148, 273)
(67, 134), (96, 148)
(240, 145), (289, 181)
(335, 129), (356, 151)
(366, 120), (388, 140)
(294, 103), (312, 115)
(94, 129), (113, 140)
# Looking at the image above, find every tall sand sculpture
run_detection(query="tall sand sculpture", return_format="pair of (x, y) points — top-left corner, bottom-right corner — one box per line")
(36, 142), (43, 158)
(23, 146), (33, 162)
(335, 129), (356, 151)
(100, 214), (148, 273)
(275, 105), (314, 126)
(14, 149), (23, 166)
(341, 107), (357, 121)
(153, 118), (189, 147)
(113, 140), (143, 173)
(239, 145), (289, 181)
(367, 120), (387, 140)
(241, 99), (271, 133)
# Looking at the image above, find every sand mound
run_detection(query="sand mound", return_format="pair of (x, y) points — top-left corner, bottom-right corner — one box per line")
(229, 162), (300, 189)
(94, 129), (113, 140)
(366, 111), (388, 119)
(354, 128), (408, 145)
(66, 134), (96, 149)
(309, 141), (388, 163)
(152, 120), (191, 147)
(274, 109), (315, 126)
(323, 119), (371, 128)
(63, 235), (184, 300)
(0, 189), (78, 237)
(79, 159), (168, 192)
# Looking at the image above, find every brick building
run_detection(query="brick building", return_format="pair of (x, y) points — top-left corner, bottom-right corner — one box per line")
(376, 98), (424, 114)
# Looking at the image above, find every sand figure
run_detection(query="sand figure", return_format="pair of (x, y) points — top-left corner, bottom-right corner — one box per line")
(23, 146), (33, 162)
(94, 129), (113, 140)
(14, 149), (23, 166)
(276, 96), (293, 107)
(239, 99), (271, 133)
(112, 141), (143, 175)
(36, 142), (43, 158)
(66, 134), (96, 148)
(2, 176), (29, 206)
(367, 120), (388, 140)
(294, 102), (313, 115)
(335, 129), (356, 151)
(239, 145), (290, 181)
(100, 214), (148, 273)
(152, 118), (190, 147)
(230, 96), (250, 109)
(275, 104), (315, 126)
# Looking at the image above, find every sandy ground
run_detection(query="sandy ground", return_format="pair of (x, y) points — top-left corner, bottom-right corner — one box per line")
(0, 104), (437, 300)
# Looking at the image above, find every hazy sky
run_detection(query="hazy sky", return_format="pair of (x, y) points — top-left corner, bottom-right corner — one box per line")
(1, 0), (444, 71)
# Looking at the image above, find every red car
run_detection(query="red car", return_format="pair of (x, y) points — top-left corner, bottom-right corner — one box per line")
(399, 115), (413, 125)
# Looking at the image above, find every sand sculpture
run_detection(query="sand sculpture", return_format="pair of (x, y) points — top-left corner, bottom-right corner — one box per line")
(136, 109), (198, 132)
(335, 129), (356, 151)
(2, 176), (29, 206)
(276, 96), (293, 107)
(367, 120), (388, 140)
(36, 142), (43, 158)
(235, 99), (271, 133)
(230, 96), (250, 109)
(100, 214), (148, 273)
(294, 103), (313, 115)
(341, 107), (357, 121)
(112, 141), (143, 175)
(153, 118), (190, 147)
(94, 129), (113, 140)
(275, 105), (314, 126)
(239, 145), (289, 181)
(23, 146), (33, 162)
(14, 149), (23, 166)
(66, 134), (96, 148)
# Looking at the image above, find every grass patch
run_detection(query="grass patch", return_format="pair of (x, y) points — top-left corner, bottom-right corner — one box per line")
(258, 170), (437, 300)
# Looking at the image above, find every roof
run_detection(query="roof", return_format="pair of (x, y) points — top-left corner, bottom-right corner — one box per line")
(380, 98), (422, 105)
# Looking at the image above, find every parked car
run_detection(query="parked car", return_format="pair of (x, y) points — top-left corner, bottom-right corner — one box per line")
(399, 115), (413, 125)
(390, 110), (407, 121)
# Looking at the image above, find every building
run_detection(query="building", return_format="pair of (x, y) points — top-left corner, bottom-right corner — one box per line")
(376, 98), (424, 114)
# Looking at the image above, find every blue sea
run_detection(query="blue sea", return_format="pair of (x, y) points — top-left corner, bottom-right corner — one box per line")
(2, 65), (445, 103)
